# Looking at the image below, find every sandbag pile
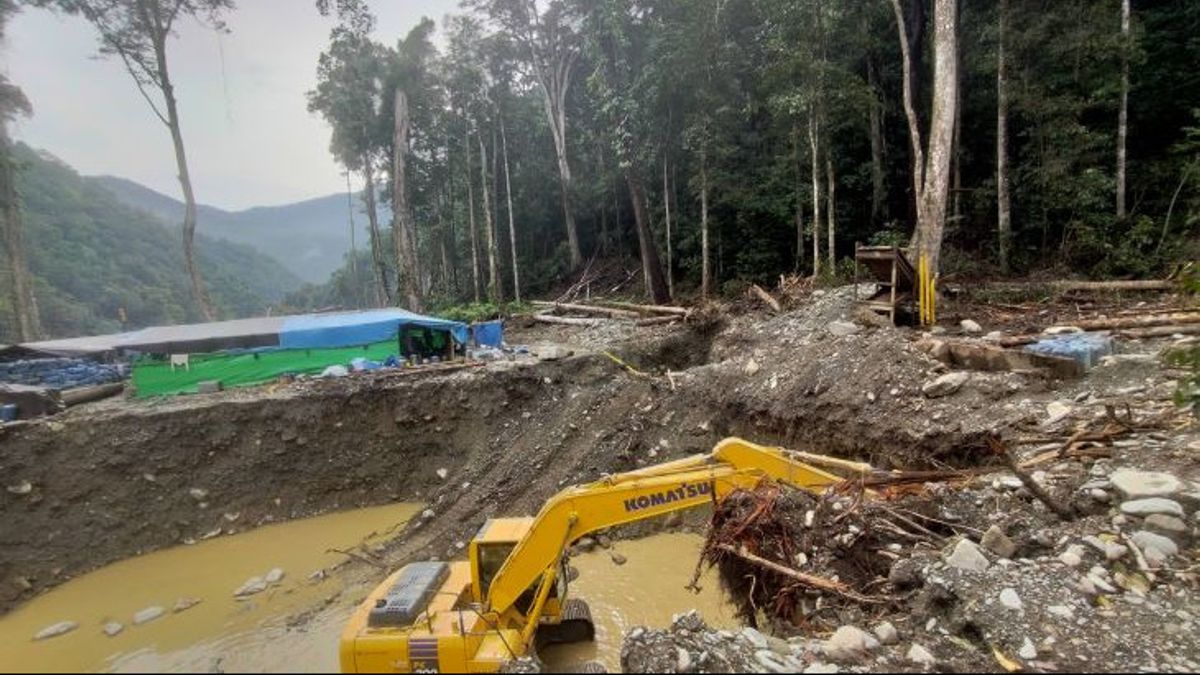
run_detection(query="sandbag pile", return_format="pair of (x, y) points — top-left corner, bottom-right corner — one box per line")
(0, 358), (126, 390)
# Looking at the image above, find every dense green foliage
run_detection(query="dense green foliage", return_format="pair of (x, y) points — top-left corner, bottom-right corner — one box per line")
(295, 0), (1199, 312)
(0, 144), (301, 341)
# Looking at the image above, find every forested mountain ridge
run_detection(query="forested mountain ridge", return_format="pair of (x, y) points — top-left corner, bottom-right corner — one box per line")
(0, 144), (301, 342)
(94, 175), (388, 285)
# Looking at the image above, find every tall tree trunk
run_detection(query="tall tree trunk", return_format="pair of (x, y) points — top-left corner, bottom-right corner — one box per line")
(826, 154), (836, 272)
(156, 36), (215, 321)
(392, 90), (422, 311)
(539, 82), (582, 270)
(867, 58), (886, 226)
(1116, 0), (1130, 220)
(625, 172), (670, 304)
(996, 0), (1012, 274)
(500, 115), (521, 304)
(808, 111), (822, 278)
(344, 171), (362, 308)
(793, 121), (805, 273)
(663, 157), (673, 299)
(700, 145), (711, 300)
(477, 128), (503, 304)
(891, 0), (958, 275)
(445, 132), (459, 297)
(361, 162), (391, 307)
(0, 129), (39, 341)
(465, 128), (481, 304)
(916, 0), (959, 274)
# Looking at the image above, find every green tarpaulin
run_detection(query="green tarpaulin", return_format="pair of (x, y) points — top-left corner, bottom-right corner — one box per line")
(132, 341), (397, 397)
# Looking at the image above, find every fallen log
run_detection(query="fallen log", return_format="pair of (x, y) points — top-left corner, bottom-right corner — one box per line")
(634, 315), (681, 327)
(714, 543), (886, 604)
(61, 382), (125, 406)
(594, 299), (691, 316)
(531, 300), (640, 319)
(987, 279), (1175, 293)
(749, 284), (782, 312)
(1117, 324), (1200, 339)
(531, 314), (603, 327)
(1070, 313), (1200, 331)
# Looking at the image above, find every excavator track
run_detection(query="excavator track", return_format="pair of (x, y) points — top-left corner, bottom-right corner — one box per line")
(537, 598), (596, 646)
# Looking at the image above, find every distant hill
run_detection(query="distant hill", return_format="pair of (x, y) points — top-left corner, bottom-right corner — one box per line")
(0, 144), (303, 341)
(94, 175), (387, 284)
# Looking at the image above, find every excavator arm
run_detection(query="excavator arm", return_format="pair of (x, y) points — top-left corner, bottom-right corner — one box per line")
(484, 437), (848, 617)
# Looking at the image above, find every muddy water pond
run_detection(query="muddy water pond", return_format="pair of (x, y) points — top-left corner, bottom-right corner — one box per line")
(0, 503), (423, 673)
(2, 516), (732, 673)
(542, 533), (737, 672)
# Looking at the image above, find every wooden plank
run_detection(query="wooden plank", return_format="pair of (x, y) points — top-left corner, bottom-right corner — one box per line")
(594, 300), (691, 316)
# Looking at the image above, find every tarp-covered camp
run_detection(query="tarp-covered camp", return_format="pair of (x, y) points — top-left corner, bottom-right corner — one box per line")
(129, 309), (469, 397)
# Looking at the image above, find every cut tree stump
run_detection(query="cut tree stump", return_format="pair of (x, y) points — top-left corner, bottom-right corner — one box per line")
(749, 284), (783, 312)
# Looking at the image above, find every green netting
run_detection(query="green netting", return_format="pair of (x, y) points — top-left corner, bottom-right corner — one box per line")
(132, 341), (398, 397)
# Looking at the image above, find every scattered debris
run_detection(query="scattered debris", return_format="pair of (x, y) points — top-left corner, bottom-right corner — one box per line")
(32, 621), (78, 641)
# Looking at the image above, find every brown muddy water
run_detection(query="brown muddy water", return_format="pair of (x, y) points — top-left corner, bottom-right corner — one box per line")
(1, 515), (732, 673)
(542, 533), (736, 672)
(0, 503), (423, 673)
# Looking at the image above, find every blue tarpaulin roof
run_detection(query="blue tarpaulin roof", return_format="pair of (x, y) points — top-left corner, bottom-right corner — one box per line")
(279, 309), (469, 349)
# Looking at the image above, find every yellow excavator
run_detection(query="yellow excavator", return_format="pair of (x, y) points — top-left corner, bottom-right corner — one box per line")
(340, 437), (855, 673)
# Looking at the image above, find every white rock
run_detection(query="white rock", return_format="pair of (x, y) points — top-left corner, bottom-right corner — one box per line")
(132, 606), (165, 625)
(907, 643), (936, 667)
(960, 319), (983, 333)
(1144, 514), (1189, 536)
(1044, 401), (1073, 426)
(1048, 605), (1074, 620)
(821, 626), (879, 663)
(172, 598), (201, 613)
(1120, 498), (1184, 517)
(922, 372), (970, 398)
(1044, 326), (1083, 335)
(741, 627), (769, 650)
(265, 568), (285, 584)
(873, 621), (899, 645)
(745, 359), (761, 375)
(999, 588), (1024, 611)
(7, 480), (32, 495)
(188, 488), (208, 500)
(102, 622), (124, 637)
(945, 538), (990, 573)
(436, 468), (449, 480)
(755, 650), (792, 673)
(1083, 536), (1128, 561)
(676, 647), (692, 672)
(1110, 469), (1183, 499)
(421, 509), (436, 519)
(234, 576), (267, 597)
(1132, 530), (1179, 559)
(1018, 638), (1038, 660)
(1059, 550), (1083, 567)
(33, 621), (78, 641)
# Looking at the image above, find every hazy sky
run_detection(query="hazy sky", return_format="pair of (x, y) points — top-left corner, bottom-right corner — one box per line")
(3, 0), (459, 211)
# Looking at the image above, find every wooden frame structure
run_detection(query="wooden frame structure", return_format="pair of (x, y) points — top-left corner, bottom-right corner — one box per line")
(853, 244), (918, 325)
